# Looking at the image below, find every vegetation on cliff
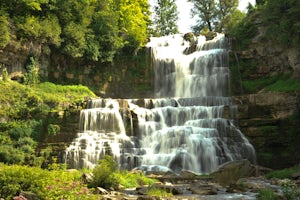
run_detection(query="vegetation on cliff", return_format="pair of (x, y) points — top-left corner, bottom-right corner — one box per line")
(0, 156), (158, 199)
(228, 0), (300, 95)
(0, 77), (95, 166)
(0, 0), (150, 62)
(229, 0), (300, 48)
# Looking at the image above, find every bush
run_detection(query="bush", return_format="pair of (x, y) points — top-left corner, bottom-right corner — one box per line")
(0, 164), (98, 200)
(257, 189), (279, 200)
(89, 155), (119, 189)
(24, 56), (39, 85)
(114, 171), (156, 188)
(146, 186), (173, 197)
(0, 11), (11, 48)
(47, 124), (60, 136)
(279, 179), (300, 200)
(0, 145), (25, 164)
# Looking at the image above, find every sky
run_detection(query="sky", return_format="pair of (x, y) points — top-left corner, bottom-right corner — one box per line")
(175, 0), (256, 33)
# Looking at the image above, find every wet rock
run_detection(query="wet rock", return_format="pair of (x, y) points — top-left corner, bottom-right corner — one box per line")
(19, 191), (39, 200)
(236, 177), (277, 192)
(13, 196), (27, 200)
(211, 159), (258, 186)
(82, 172), (94, 184)
(94, 187), (109, 195)
(137, 196), (160, 200)
(189, 183), (218, 195)
(179, 170), (201, 179)
(291, 171), (300, 180)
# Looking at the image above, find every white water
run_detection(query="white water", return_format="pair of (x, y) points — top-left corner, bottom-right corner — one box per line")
(65, 34), (256, 173)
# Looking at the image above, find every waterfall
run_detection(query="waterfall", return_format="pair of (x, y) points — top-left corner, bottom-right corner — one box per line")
(65, 34), (256, 173)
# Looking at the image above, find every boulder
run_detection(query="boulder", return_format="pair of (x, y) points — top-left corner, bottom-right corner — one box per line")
(81, 172), (94, 184)
(291, 171), (300, 180)
(94, 187), (109, 195)
(211, 159), (258, 186)
(189, 183), (218, 195)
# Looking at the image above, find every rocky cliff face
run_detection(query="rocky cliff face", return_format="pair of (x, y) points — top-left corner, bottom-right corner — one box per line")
(232, 18), (300, 80)
(233, 92), (300, 169)
(228, 19), (300, 168)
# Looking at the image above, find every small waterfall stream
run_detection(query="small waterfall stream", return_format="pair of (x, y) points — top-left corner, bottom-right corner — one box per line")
(65, 34), (256, 173)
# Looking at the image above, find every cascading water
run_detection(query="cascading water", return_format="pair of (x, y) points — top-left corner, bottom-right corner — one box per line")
(65, 33), (256, 173)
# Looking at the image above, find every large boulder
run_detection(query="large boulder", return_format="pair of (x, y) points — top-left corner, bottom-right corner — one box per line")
(211, 159), (258, 186)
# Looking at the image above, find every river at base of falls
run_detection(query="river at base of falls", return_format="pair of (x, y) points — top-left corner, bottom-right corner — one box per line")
(65, 33), (256, 174)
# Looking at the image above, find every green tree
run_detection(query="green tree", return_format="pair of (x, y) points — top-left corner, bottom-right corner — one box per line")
(263, 0), (300, 47)
(216, 0), (239, 32)
(189, 0), (216, 32)
(152, 0), (179, 36)
(189, 0), (239, 32)
(118, 0), (151, 54)
(0, 10), (10, 48)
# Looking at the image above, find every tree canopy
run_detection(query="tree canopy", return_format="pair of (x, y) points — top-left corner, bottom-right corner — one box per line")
(151, 0), (179, 36)
(188, 0), (240, 33)
(0, 0), (151, 62)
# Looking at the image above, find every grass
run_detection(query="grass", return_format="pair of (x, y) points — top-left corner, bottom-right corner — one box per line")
(33, 81), (96, 104)
(242, 73), (300, 93)
(257, 189), (279, 200)
(265, 166), (300, 179)
(0, 80), (96, 117)
(115, 171), (157, 188)
(266, 78), (300, 92)
(146, 186), (173, 197)
(0, 163), (99, 200)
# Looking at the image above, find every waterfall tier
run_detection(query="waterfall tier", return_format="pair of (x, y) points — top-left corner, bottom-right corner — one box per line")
(65, 34), (256, 173)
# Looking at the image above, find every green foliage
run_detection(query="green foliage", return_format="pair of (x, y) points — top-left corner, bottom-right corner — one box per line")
(265, 166), (300, 179)
(33, 81), (96, 105)
(151, 0), (179, 36)
(2, 67), (9, 82)
(114, 171), (156, 188)
(242, 73), (300, 94)
(0, 80), (95, 165)
(89, 155), (118, 189)
(0, 163), (98, 200)
(257, 189), (279, 200)
(189, 0), (240, 32)
(146, 186), (173, 197)
(265, 78), (300, 92)
(228, 18), (257, 50)
(1, 0), (151, 62)
(262, 0), (300, 47)
(47, 124), (60, 136)
(24, 56), (39, 85)
(279, 179), (300, 200)
(0, 10), (11, 48)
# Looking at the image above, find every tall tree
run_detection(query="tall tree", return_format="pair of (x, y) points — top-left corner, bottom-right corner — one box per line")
(189, 0), (216, 32)
(152, 0), (179, 36)
(189, 0), (239, 32)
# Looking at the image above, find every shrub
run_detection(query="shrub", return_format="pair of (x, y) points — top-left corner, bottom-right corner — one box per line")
(257, 189), (278, 200)
(114, 170), (156, 188)
(89, 155), (119, 189)
(24, 56), (39, 85)
(2, 68), (9, 82)
(146, 186), (173, 197)
(0, 145), (25, 164)
(0, 164), (98, 200)
(47, 124), (60, 136)
(0, 11), (11, 48)
(279, 179), (300, 200)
